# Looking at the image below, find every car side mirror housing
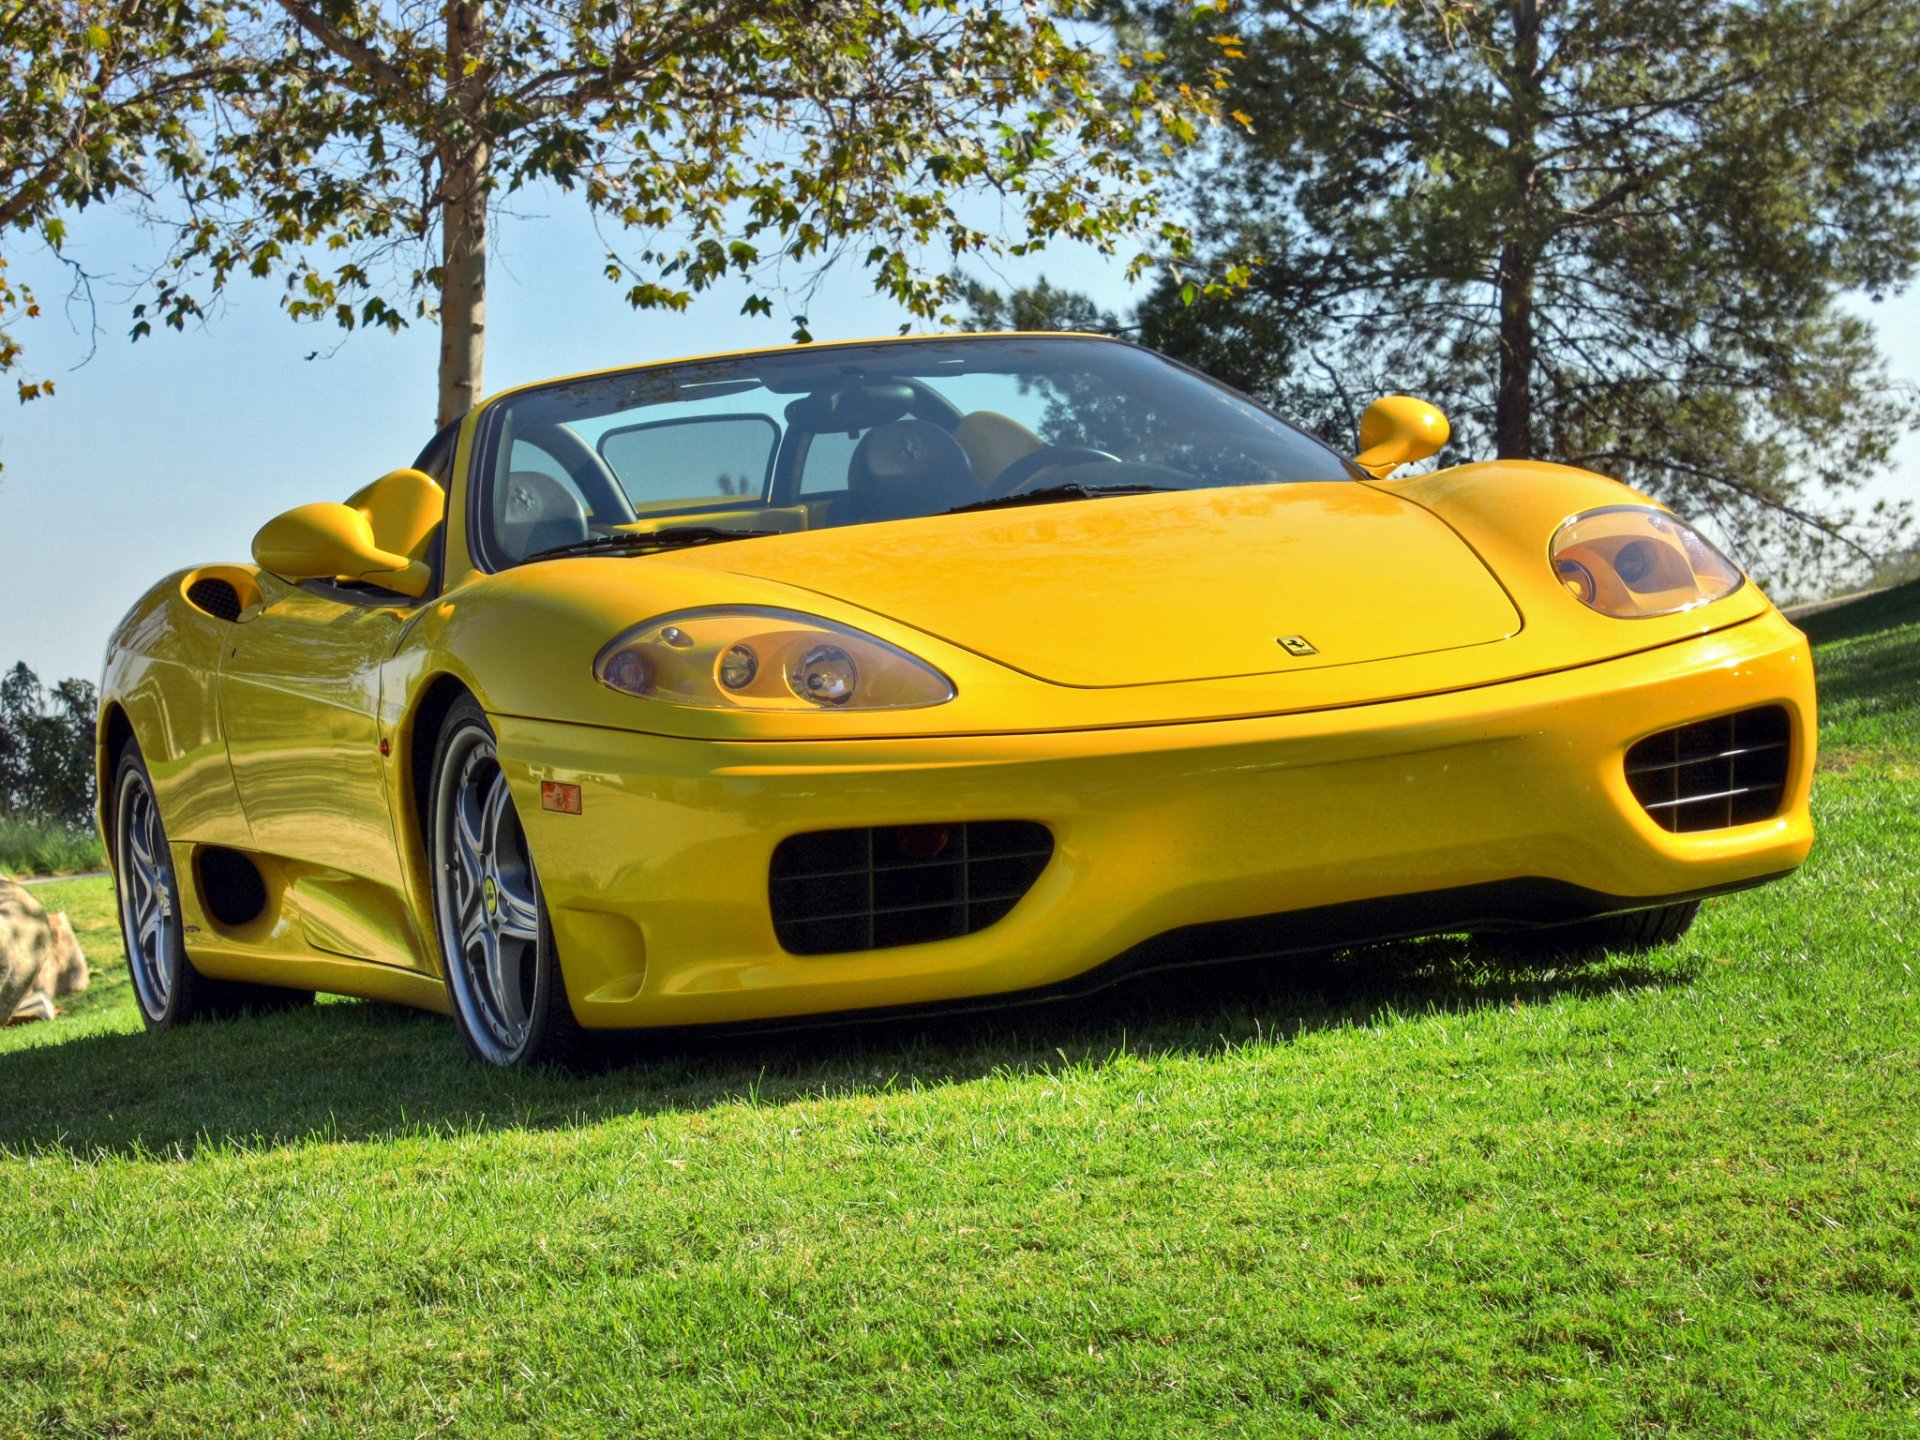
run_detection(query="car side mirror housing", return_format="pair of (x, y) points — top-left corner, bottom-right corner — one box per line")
(253, 502), (432, 598)
(1354, 396), (1450, 478)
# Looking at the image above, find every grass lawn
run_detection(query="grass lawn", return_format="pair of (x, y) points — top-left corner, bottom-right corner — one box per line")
(3, 589), (1915, 1438)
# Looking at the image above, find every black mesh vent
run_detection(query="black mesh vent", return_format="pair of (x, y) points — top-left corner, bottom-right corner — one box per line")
(770, 821), (1053, 955)
(1625, 706), (1792, 833)
(186, 577), (243, 622)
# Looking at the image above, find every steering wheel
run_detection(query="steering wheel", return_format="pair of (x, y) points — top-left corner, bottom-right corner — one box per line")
(994, 445), (1125, 496)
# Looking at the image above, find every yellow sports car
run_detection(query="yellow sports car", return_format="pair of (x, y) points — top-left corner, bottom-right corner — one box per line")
(97, 334), (1815, 1066)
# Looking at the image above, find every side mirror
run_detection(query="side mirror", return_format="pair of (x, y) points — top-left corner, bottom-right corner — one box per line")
(1354, 396), (1450, 478)
(253, 502), (431, 598)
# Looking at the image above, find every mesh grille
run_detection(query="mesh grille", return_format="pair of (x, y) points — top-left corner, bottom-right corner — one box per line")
(186, 577), (243, 622)
(1624, 705), (1792, 833)
(770, 821), (1053, 955)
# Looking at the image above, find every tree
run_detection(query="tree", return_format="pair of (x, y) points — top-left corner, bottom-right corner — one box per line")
(955, 274), (1126, 338)
(0, 664), (98, 830)
(151, 0), (1239, 428)
(0, 1), (227, 407)
(1102, 0), (1920, 583)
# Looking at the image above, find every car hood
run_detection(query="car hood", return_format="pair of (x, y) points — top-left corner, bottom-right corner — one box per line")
(677, 483), (1520, 687)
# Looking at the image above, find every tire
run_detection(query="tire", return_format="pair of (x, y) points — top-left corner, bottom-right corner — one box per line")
(113, 747), (316, 1028)
(428, 695), (590, 1067)
(1505, 900), (1702, 958)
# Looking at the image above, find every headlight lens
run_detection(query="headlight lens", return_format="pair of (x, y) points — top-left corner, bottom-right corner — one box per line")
(1548, 506), (1744, 618)
(595, 607), (956, 710)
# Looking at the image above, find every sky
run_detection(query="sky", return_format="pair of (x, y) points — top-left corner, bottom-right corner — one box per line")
(2, 192), (1918, 685)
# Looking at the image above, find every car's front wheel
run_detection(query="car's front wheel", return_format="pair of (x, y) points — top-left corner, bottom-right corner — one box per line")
(1503, 900), (1702, 959)
(429, 696), (588, 1067)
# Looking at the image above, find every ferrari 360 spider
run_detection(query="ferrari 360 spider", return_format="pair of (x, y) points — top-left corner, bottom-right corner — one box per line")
(98, 334), (1815, 1065)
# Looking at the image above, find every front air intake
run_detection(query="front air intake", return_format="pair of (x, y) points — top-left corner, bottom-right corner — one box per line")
(1625, 705), (1792, 833)
(770, 821), (1053, 955)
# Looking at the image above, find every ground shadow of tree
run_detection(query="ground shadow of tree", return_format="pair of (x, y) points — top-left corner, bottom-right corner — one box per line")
(0, 934), (1694, 1161)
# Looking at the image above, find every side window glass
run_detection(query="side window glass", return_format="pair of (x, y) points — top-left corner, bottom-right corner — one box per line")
(596, 415), (779, 504)
(800, 430), (861, 495)
(506, 439), (588, 504)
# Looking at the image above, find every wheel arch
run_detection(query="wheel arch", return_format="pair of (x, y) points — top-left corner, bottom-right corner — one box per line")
(96, 701), (137, 867)
(401, 673), (477, 872)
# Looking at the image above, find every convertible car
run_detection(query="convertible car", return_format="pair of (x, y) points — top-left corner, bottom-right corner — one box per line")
(98, 333), (1816, 1065)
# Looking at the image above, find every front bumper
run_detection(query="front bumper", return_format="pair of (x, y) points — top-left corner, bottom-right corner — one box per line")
(494, 611), (1815, 1029)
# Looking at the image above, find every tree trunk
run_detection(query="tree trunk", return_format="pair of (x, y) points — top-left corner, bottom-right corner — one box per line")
(1494, 238), (1535, 459)
(1494, 0), (1541, 460)
(437, 1), (488, 428)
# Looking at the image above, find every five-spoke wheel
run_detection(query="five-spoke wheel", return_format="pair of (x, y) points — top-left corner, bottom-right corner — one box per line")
(115, 751), (187, 1026)
(430, 697), (586, 1067)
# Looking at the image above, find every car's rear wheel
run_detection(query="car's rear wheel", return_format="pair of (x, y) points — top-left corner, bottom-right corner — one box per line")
(429, 696), (588, 1067)
(114, 748), (313, 1027)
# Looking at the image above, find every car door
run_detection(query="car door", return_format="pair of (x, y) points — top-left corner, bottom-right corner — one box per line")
(219, 577), (421, 966)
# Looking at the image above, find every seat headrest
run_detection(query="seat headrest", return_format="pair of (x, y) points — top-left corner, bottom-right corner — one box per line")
(841, 419), (977, 524)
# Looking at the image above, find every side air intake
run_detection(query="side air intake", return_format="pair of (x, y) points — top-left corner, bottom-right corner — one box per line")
(186, 577), (244, 622)
(196, 846), (269, 927)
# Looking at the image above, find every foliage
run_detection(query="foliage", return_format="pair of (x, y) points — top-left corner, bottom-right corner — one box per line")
(1091, 0), (1920, 590)
(0, 1), (230, 410)
(140, 0), (1243, 425)
(3, 585), (1918, 1433)
(1875, 546), (1920, 591)
(954, 274), (1128, 338)
(0, 813), (105, 877)
(0, 662), (98, 832)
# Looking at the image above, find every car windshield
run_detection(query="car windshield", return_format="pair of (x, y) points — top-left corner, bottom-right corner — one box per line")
(473, 334), (1360, 567)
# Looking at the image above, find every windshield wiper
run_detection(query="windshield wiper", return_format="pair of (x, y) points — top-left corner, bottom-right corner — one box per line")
(943, 483), (1173, 516)
(522, 526), (783, 562)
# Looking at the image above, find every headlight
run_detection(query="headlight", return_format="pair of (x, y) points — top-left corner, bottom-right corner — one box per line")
(595, 607), (956, 710)
(1548, 506), (1744, 618)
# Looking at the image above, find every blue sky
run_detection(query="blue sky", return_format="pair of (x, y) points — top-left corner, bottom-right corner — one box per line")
(2, 191), (1916, 685)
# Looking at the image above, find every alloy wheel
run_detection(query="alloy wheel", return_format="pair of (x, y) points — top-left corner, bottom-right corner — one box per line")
(433, 724), (545, 1063)
(117, 765), (180, 1022)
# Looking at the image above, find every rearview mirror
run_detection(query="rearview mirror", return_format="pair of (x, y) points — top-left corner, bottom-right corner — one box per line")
(252, 502), (431, 598)
(1354, 396), (1450, 478)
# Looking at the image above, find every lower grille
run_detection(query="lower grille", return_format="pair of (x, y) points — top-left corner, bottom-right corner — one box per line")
(770, 821), (1054, 955)
(1625, 705), (1791, 833)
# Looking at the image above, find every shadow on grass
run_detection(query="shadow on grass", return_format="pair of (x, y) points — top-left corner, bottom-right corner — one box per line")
(0, 935), (1693, 1160)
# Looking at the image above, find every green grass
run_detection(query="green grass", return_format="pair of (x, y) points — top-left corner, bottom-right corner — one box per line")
(0, 812), (105, 879)
(4, 594), (1917, 1438)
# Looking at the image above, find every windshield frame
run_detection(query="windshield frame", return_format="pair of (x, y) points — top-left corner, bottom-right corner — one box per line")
(465, 333), (1363, 575)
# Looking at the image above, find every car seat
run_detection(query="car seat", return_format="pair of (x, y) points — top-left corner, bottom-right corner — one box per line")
(838, 419), (977, 524)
